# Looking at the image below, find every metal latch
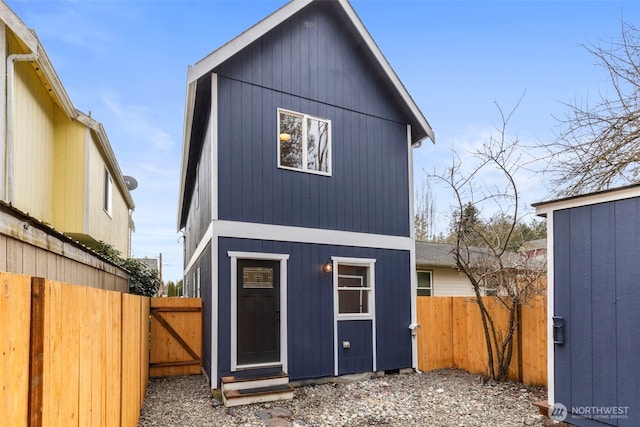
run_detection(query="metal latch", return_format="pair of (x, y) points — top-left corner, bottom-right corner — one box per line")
(552, 316), (565, 345)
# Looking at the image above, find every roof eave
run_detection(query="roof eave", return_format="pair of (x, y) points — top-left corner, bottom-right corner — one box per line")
(75, 112), (135, 210)
(187, 0), (434, 145)
(177, 79), (197, 230)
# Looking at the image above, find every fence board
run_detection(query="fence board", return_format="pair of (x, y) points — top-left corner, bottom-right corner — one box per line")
(417, 296), (547, 386)
(1, 272), (149, 427)
(0, 273), (31, 426)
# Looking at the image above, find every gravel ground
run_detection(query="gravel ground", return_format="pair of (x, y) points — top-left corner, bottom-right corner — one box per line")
(137, 369), (547, 427)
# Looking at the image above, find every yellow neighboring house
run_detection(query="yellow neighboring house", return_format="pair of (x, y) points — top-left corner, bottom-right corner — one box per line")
(0, 2), (134, 257)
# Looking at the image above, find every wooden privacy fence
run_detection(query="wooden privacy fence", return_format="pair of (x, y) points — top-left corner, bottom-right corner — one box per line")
(417, 296), (547, 386)
(149, 298), (202, 377)
(0, 272), (150, 427)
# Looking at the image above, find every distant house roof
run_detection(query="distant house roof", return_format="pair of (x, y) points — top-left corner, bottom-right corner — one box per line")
(177, 0), (434, 229)
(416, 240), (545, 271)
(415, 241), (459, 268)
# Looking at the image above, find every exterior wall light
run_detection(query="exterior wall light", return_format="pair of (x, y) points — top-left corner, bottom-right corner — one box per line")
(323, 262), (333, 273)
(279, 133), (291, 141)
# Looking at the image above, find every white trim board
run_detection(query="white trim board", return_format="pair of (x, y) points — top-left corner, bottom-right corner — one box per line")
(184, 222), (214, 275)
(331, 256), (377, 376)
(534, 184), (640, 216)
(214, 220), (413, 251)
(228, 251), (290, 373)
(186, 0), (434, 144)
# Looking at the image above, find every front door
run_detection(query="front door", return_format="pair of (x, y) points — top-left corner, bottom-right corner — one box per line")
(237, 259), (280, 366)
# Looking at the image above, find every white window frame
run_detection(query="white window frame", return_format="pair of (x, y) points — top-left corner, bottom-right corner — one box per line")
(228, 251), (289, 373)
(104, 167), (113, 217)
(332, 257), (375, 320)
(277, 108), (331, 176)
(332, 256), (377, 376)
(417, 270), (433, 296)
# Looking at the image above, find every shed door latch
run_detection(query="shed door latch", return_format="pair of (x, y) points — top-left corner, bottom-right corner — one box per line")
(552, 316), (565, 345)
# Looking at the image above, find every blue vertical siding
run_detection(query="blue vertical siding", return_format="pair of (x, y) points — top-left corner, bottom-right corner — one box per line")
(213, 0), (412, 237)
(338, 321), (373, 375)
(185, 243), (212, 381)
(216, 79), (410, 236)
(215, 2), (408, 123)
(216, 238), (412, 384)
(553, 197), (640, 427)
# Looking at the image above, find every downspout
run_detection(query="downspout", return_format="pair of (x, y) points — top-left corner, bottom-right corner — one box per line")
(6, 52), (38, 204)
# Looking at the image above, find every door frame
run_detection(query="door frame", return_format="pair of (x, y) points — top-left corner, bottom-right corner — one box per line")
(228, 251), (289, 372)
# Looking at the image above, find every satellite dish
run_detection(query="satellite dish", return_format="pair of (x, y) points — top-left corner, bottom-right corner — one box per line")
(124, 176), (138, 191)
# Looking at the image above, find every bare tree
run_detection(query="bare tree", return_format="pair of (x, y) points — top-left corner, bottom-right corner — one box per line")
(414, 179), (437, 241)
(547, 21), (640, 196)
(434, 102), (546, 381)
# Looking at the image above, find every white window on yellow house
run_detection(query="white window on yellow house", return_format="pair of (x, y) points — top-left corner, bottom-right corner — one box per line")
(104, 168), (113, 217)
(417, 270), (432, 296)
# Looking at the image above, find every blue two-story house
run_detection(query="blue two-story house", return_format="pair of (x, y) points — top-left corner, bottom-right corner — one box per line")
(177, 0), (434, 405)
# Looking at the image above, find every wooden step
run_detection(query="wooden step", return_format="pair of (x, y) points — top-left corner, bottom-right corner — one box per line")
(221, 368), (287, 383)
(222, 383), (294, 407)
(532, 400), (550, 416)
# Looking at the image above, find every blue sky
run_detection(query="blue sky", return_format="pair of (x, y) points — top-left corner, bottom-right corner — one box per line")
(7, 0), (638, 283)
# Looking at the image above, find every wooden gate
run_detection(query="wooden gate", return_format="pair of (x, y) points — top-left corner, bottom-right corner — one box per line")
(150, 298), (202, 377)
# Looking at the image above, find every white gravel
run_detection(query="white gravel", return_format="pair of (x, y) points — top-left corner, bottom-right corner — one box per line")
(137, 368), (547, 426)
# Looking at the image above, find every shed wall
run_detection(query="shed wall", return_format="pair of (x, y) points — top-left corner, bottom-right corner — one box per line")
(553, 198), (640, 426)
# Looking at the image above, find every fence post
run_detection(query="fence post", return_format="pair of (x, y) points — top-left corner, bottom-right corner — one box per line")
(28, 277), (46, 427)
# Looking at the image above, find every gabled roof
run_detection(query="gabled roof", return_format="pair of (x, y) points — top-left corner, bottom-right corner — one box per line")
(178, 0), (434, 229)
(187, 0), (433, 143)
(0, 2), (134, 210)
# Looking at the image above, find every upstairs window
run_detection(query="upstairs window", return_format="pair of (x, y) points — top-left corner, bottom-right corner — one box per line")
(104, 168), (113, 217)
(278, 109), (331, 175)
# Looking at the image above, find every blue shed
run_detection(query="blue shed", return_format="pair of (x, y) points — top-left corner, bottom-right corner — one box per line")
(176, 0), (434, 405)
(534, 184), (640, 426)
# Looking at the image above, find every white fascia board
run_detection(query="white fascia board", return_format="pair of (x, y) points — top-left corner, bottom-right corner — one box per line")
(337, 0), (434, 144)
(534, 184), (640, 217)
(187, 0), (314, 85)
(0, 2), (77, 120)
(185, 0), (434, 144)
(214, 220), (414, 251)
(35, 38), (76, 118)
(75, 112), (135, 210)
(0, 2), (37, 52)
(177, 79), (197, 229)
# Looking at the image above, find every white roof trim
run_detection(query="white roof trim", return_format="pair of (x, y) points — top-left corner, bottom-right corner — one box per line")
(76, 112), (135, 210)
(177, 80), (197, 229)
(178, 0), (435, 228)
(534, 184), (640, 216)
(186, 0), (433, 143)
(0, 2), (37, 52)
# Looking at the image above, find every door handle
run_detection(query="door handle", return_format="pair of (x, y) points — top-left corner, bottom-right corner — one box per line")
(552, 316), (565, 345)
(275, 309), (280, 321)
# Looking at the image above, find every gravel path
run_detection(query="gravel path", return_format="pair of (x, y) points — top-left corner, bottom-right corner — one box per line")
(137, 369), (547, 426)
